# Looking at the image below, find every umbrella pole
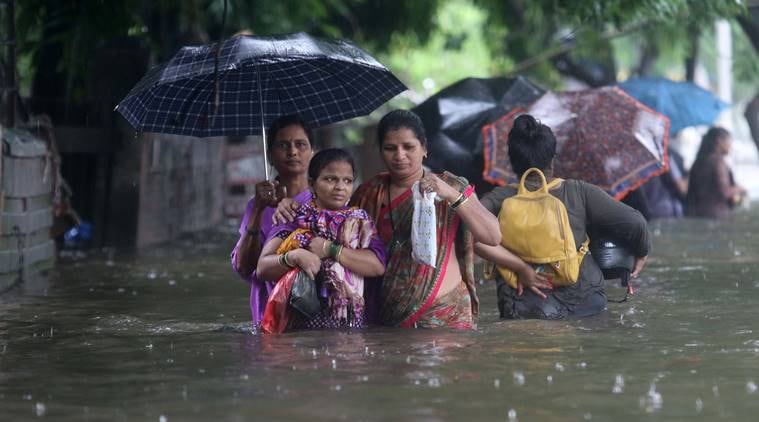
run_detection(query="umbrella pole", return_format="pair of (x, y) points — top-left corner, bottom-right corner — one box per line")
(257, 68), (270, 181)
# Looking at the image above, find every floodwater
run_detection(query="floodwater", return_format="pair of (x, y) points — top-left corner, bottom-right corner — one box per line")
(2, 206), (759, 421)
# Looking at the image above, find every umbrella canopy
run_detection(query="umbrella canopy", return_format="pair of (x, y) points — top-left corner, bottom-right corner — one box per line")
(412, 76), (544, 192)
(116, 32), (406, 138)
(618, 77), (728, 135)
(482, 86), (670, 199)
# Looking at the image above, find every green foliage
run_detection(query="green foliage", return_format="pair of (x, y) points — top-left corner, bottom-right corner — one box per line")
(380, 0), (512, 96)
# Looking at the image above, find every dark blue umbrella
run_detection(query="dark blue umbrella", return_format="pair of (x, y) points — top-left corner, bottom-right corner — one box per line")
(618, 77), (728, 135)
(116, 32), (406, 178)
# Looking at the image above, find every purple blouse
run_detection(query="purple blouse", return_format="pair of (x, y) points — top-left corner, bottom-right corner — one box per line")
(230, 188), (313, 325)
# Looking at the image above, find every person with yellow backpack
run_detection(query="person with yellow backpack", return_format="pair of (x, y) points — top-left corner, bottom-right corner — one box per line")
(476, 114), (650, 319)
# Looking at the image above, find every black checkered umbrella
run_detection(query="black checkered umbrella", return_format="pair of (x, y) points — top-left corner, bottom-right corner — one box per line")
(116, 32), (406, 177)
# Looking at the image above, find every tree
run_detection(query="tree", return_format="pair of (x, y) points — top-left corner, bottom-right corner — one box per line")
(475, 0), (745, 86)
(737, 3), (759, 151)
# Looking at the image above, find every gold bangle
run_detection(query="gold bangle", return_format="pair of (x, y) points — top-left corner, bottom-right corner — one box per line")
(454, 196), (471, 210)
(281, 251), (294, 268)
(449, 192), (465, 209)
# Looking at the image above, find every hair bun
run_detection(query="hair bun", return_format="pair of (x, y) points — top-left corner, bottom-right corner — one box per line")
(512, 114), (539, 139)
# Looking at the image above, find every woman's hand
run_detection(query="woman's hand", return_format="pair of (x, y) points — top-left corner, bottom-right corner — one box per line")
(289, 249), (322, 279)
(631, 255), (647, 278)
(272, 197), (301, 225)
(307, 237), (331, 260)
(516, 266), (553, 299)
(419, 172), (460, 203)
(254, 180), (279, 209)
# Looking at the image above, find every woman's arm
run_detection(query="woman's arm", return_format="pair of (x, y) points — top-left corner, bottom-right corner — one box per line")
(584, 182), (650, 274)
(474, 242), (552, 298)
(308, 237), (385, 277)
(715, 160), (745, 203)
(420, 174), (501, 246)
(257, 237), (322, 280)
(233, 202), (266, 278)
(452, 192), (502, 246)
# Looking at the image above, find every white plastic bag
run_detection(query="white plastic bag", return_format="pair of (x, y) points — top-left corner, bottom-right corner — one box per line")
(411, 181), (437, 267)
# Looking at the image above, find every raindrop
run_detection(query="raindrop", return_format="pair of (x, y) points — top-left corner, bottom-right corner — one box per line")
(507, 408), (517, 421)
(695, 398), (703, 412)
(168, 280), (176, 286)
(146, 344), (154, 350)
(331, 384), (342, 391)
(583, 413), (592, 420)
(35, 402), (46, 417)
(546, 375), (553, 385)
(198, 368), (205, 374)
(22, 394), (32, 400)
(612, 375), (625, 394)
(358, 375), (369, 382)
(554, 363), (565, 372)
(414, 380), (421, 385)
(117, 287), (126, 293)
(428, 378), (441, 388)
(331, 359), (337, 369)
(159, 416), (167, 422)
(197, 272), (205, 278)
(578, 362), (587, 369)
(147, 270), (158, 279)
(513, 371), (525, 386)
(747, 381), (757, 394)
(494, 379), (500, 389)
(642, 383), (663, 413)
(406, 356), (412, 364)
(312, 349), (318, 358)
(712, 385), (720, 397)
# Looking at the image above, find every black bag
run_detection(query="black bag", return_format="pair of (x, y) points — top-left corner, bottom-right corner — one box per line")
(289, 271), (322, 318)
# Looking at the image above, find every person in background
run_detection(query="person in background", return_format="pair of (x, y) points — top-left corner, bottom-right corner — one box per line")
(639, 148), (688, 219)
(477, 114), (650, 319)
(686, 127), (747, 219)
(230, 114), (315, 328)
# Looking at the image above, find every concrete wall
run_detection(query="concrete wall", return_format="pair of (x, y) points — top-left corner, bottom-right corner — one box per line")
(135, 133), (225, 248)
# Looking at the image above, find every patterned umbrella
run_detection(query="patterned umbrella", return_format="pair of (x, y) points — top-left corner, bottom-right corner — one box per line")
(482, 87), (670, 199)
(619, 77), (728, 135)
(116, 32), (406, 178)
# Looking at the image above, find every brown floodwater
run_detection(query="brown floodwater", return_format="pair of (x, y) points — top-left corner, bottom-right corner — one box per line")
(2, 205), (759, 421)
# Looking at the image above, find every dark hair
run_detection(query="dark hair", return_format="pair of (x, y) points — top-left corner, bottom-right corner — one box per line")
(308, 148), (355, 180)
(376, 109), (427, 149)
(693, 126), (730, 167)
(507, 114), (557, 176)
(266, 114), (314, 151)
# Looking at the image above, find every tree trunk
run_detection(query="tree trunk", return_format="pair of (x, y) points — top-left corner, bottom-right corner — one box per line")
(684, 24), (700, 82)
(746, 93), (759, 153)
(635, 40), (658, 77)
(737, 7), (759, 151)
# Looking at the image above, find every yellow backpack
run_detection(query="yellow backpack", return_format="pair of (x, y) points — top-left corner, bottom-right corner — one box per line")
(496, 168), (589, 289)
